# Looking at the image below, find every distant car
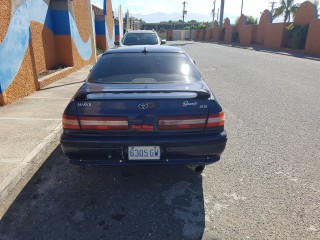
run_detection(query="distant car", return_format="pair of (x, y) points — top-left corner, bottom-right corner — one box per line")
(60, 46), (227, 173)
(119, 30), (166, 46)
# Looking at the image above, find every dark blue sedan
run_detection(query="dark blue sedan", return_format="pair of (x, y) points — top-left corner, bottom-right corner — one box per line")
(60, 46), (227, 172)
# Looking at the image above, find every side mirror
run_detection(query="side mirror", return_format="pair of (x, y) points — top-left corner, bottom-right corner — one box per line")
(114, 41), (120, 47)
(161, 39), (167, 45)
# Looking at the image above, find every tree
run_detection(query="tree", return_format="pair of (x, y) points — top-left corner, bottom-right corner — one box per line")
(198, 23), (206, 29)
(235, 16), (257, 25)
(273, 0), (300, 22)
(188, 20), (198, 24)
(309, 0), (320, 16)
(136, 18), (146, 25)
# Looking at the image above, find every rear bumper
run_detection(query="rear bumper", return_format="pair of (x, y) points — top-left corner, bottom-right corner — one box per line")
(60, 131), (227, 166)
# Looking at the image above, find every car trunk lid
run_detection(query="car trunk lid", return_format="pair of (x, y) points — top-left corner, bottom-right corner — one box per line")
(75, 83), (218, 133)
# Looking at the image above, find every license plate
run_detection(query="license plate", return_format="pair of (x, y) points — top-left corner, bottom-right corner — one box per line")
(128, 146), (160, 160)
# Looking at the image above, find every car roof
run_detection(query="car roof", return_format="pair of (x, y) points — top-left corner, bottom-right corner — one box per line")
(125, 30), (156, 34)
(103, 46), (184, 55)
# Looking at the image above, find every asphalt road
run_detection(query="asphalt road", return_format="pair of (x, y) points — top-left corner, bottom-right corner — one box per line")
(0, 42), (319, 240)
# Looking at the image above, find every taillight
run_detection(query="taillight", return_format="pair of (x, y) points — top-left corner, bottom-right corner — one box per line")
(79, 117), (128, 131)
(206, 112), (225, 127)
(62, 114), (81, 130)
(158, 115), (207, 130)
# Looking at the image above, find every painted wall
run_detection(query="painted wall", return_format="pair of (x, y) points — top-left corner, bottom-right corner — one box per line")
(0, 0), (101, 106)
(94, 0), (115, 51)
(169, 1), (320, 57)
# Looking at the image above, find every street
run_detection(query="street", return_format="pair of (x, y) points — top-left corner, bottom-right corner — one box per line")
(0, 42), (319, 239)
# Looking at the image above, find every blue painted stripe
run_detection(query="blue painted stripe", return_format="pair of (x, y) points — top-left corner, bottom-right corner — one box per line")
(69, 12), (92, 61)
(0, 0), (92, 93)
(95, 20), (106, 35)
(115, 25), (119, 35)
(0, 0), (49, 94)
(103, 0), (107, 16)
(105, 21), (115, 49)
(105, 1), (115, 49)
(48, 10), (71, 35)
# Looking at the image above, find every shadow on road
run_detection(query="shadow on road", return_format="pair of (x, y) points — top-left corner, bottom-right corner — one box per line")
(0, 146), (205, 240)
(203, 41), (320, 62)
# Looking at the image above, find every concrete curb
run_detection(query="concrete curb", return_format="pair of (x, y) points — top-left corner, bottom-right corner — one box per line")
(0, 124), (62, 219)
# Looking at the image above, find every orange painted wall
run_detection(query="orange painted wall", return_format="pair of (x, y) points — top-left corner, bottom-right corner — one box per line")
(30, 22), (59, 73)
(264, 23), (289, 49)
(239, 25), (254, 45)
(294, 1), (317, 25)
(73, 1), (91, 43)
(96, 35), (107, 51)
(212, 28), (221, 41)
(105, 0), (114, 49)
(0, 45), (38, 105)
(251, 25), (258, 44)
(205, 29), (210, 41)
(0, 1), (12, 104)
(209, 29), (214, 40)
(225, 26), (233, 43)
(238, 25), (258, 45)
(0, 1), (11, 42)
(55, 36), (74, 67)
(200, 30), (206, 41)
(305, 19), (320, 55)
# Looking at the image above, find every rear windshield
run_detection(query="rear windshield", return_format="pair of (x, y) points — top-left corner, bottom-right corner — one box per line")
(88, 52), (201, 84)
(122, 33), (158, 45)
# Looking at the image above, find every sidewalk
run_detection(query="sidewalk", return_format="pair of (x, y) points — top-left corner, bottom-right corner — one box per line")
(0, 65), (92, 219)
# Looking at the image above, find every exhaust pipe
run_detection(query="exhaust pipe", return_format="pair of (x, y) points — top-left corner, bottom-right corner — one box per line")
(187, 165), (205, 173)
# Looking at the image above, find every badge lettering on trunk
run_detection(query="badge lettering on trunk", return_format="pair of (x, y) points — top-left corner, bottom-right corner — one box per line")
(77, 102), (91, 107)
(183, 101), (197, 107)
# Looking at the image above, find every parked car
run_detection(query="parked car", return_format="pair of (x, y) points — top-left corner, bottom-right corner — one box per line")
(118, 30), (166, 46)
(60, 45), (227, 173)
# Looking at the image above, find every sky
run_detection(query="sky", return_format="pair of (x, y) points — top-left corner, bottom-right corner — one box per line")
(91, 0), (308, 23)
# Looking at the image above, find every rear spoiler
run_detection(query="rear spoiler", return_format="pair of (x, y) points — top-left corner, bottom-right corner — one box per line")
(74, 89), (211, 101)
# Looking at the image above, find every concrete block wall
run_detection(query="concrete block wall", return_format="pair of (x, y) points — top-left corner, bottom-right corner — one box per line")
(166, 1), (320, 57)
(0, 0), (106, 106)
(0, 0), (126, 106)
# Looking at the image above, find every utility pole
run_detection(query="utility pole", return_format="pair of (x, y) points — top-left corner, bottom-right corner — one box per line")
(212, 0), (216, 26)
(241, 0), (244, 15)
(269, 1), (277, 13)
(217, 8), (220, 23)
(219, 0), (225, 27)
(182, 1), (187, 23)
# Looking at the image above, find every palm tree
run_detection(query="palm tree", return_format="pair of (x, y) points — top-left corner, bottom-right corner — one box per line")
(273, 0), (300, 22)
(310, 0), (320, 16)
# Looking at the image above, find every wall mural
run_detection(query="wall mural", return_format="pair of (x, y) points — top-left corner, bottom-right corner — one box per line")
(104, 0), (115, 49)
(0, 0), (92, 95)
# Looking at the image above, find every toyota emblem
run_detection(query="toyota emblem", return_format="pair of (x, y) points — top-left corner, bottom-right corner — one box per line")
(138, 103), (149, 110)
